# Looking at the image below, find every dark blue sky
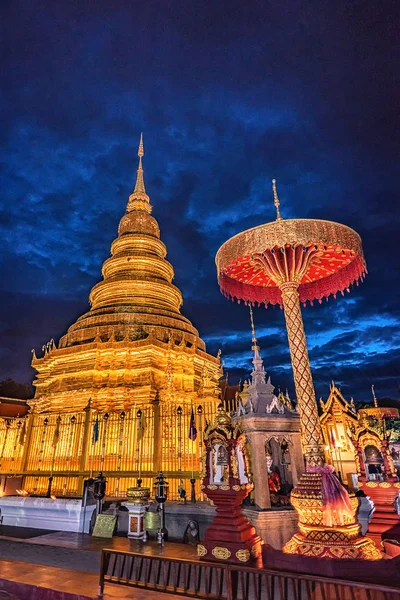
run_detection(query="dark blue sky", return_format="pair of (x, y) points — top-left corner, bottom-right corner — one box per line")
(1, 1), (399, 403)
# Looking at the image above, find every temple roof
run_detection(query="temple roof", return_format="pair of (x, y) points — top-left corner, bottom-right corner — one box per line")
(0, 396), (29, 418)
(30, 137), (221, 412)
(320, 381), (358, 422)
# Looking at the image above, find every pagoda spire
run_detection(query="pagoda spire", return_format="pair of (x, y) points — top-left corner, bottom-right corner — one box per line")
(249, 304), (265, 385)
(127, 133), (151, 213)
(134, 133), (146, 194)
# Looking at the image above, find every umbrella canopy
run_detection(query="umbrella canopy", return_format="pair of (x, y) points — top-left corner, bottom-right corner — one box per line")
(216, 218), (366, 307)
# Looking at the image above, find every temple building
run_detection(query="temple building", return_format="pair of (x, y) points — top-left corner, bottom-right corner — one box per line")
(320, 382), (400, 485)
(0, 136), (221, 499)
(320, 382), (358, 483)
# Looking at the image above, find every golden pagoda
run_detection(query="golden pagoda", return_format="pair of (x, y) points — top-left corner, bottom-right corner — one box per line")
(0, 136), (221, 499)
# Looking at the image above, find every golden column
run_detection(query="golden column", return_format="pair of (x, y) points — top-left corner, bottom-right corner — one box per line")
(280, 282), (324, 463)
(215, 180), (381, 560)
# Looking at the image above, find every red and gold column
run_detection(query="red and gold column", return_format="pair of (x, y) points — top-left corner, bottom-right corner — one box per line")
(280, 281), (325, 466)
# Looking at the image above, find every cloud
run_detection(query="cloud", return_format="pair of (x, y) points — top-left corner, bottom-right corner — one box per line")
(1, 0), (399, 405)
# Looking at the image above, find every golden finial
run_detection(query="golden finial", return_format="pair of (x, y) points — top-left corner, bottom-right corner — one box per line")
(134, 133), (146, 194)
(371, 384), (378, 408)
(138, 132), (144, 157)
(272, 179), (282, 221)
(249, 304), (257, 342)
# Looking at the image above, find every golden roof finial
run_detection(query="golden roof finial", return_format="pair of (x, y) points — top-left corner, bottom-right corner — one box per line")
(134, 133), (146, 194)
(371, 384), (378, 408)
(272, 179), (282, 221)
(249, 303), (257, 342)
(138, 132), (144, 158)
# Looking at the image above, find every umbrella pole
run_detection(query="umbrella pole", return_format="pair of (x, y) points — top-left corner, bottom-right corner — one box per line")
(279, 281), (325, 467)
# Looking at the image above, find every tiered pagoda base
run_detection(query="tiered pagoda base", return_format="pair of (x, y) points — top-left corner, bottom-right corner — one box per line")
(283, 472), (381, 560)
(359, 481), (400, 549)
(197, 486), (261, 564)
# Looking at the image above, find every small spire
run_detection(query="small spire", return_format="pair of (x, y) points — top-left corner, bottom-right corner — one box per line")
(371, 384), (378, 408)
(272, 179), (282, 221)
(249, 304), (265, 384)
(249, 304), (257, 343)
(134, 133), (146, 194)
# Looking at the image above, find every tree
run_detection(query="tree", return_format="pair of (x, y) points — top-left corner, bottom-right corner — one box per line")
(0, 378), (34, 400)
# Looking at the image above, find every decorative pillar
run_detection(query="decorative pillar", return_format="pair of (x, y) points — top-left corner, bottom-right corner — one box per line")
(246, 432), (271, 509)
(78, 400), (92, 495)
(280, 282), (325, 466)
(20, 411), (35, 473)
(80, 401), (92, 471)
(152, 392), (161, 474)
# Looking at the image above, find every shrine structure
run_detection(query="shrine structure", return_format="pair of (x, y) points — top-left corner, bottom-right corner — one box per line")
(233, 307), (304, 548)
(0, 136), (221, 501)
(198, 405), (261, 564)
(215, 179), (381, 560)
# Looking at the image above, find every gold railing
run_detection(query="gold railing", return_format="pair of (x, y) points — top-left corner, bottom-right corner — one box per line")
(87, 408), (154, 475)
(0, 416), (28, 472)
(24, 475), (80, 496)
(0, 400), (219, 500)
(25, 412), (85, 473)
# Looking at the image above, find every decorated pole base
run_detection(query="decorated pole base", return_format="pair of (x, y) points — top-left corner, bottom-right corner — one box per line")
(123, 486), (150, 541)
(283, 473), (381, 560)
(198, 485), (261, 565)
(359, 481), (400, 549)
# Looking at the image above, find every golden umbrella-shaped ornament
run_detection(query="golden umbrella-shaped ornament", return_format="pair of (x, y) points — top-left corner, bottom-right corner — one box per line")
(216, 181), (381, 560)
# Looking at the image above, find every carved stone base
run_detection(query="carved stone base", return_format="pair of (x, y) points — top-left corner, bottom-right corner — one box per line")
(283, 472), (381, 560)
(244, 507), (298, 550)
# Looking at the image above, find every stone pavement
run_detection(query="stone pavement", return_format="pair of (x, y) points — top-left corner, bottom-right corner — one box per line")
(0, 557), (191, 599)
(0, 533), (196, 599)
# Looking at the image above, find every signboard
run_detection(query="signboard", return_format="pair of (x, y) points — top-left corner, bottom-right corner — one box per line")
(92, 514), (117, 538)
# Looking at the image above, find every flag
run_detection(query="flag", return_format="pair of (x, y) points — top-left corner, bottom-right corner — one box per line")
(137, 410), (146, 442)
(189, 407), (197, 441)
(52, 416), (61, 448)
(92, 413), (99, 444)
(19, 419), (27, 446)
